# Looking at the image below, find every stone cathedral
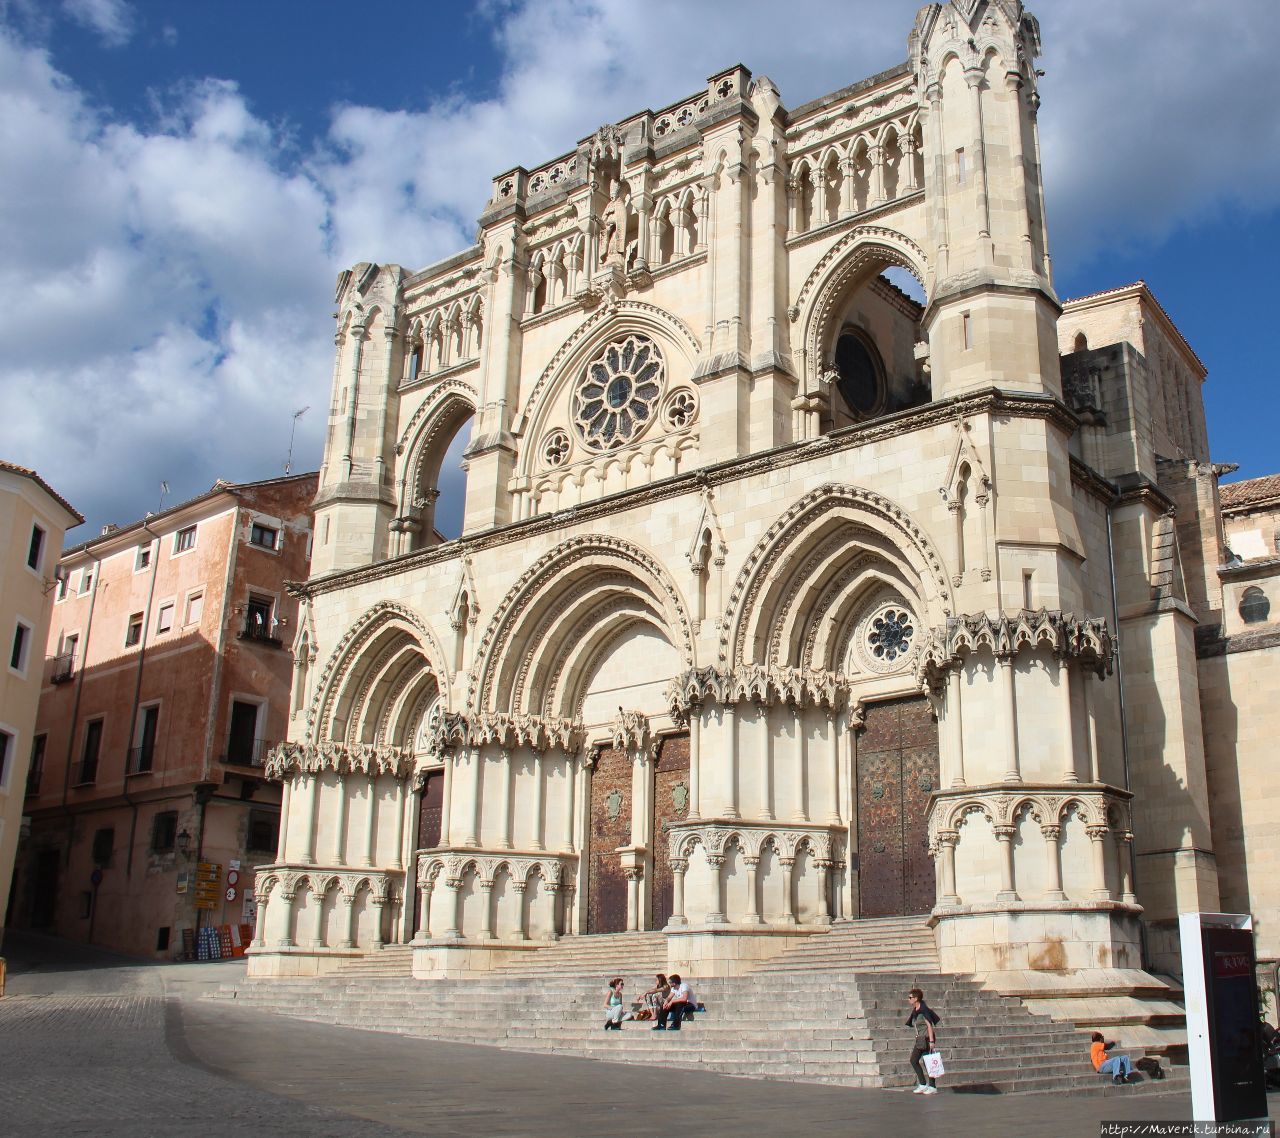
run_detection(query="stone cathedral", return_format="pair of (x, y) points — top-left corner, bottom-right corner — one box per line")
(249, 0), (1280, 1019)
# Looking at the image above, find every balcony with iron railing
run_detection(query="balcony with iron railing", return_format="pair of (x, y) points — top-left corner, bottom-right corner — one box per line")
(221, 738), (276, 769)
(126, 742), (156, 776)
(237, 616), (283, 648)
(49, 651), (76, 684)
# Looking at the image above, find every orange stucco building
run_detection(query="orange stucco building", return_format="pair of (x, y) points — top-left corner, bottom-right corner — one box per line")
(11, 473), (316, 958)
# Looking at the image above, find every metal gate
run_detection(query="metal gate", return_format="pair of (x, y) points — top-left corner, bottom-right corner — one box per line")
(856, 695), (938, 917)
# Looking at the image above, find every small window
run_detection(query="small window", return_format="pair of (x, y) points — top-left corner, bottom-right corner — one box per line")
(156, 603), (175, 634)
(174, 525), (196, 554)
(185, 591), (204, 626)
(1240, 586), (1271, 625)
(10, 622), (30, 672)
(79, 570), (93, 595)
(78, 719), (103, 784)
(91, 825), (114, 866)
(962, 312), (973, 351)
(28, 524), (45, 571)
(0, 729), (10, 786)
(150, 810), (178, 852)
(55, 575), (68, 601)
(135, 545), (152, 572)
(247, 808), (280, 853)
(125, 612), (144, 648)
(250, 523), (279, 550)
(131, 704), (159, 774)
(955, 147), (967, 184)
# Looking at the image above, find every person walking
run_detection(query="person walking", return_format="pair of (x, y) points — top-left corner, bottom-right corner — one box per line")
(604, 977), (625, 1030)
(906, 987), (940, 1094)
(1090, 1031), (1132, 1084)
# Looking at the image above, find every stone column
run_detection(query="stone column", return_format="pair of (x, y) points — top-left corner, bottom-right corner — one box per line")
(948, 664), (966, 787)
(415, 877), (434, 941)
(900, 135), (919, 195)
(360, 773), (378, 867)
(743, 855), (762, 925)
(869, 144), (886, 206)
(634, 192), (652, 271)
(310, 893), (328, 948)
(444, 877), (463, 939)
(826, 710), (841, 824)
(512, 880), (528, 941)
(276, 890), (298, 946)
(1041, 824), (1065, 900)
(1083, 676), (1101, 783)
(792, 705), (808, 822)
(564, 753), (578, 852)
(625, 868), (642, 933)
(669, 859), (688, 926)
(440, 754), (454, 846)
(723, 702), (740, 818)
(688, 702), (702, 820)
(391, 779), (406, 871)
(297, 775), (318, 864)
(464, 749), (482, 847)
(499, 748), (515, 849)
(1119, 831), (1137, 904)
(816, 861), (832, 924)
(964, 65), (992, 246)
(630, 751), (647, 848)
(838, 157), (857, 217)
(530, 751), (546, 851)
(543, 880), (562, 941)
(994, 825), (1019, 901)
(331, 772), (349, 865)
(999, 652), (1021, 782)
(779, 856), (797, 924)
(937, 832), (960, 905)
(370, 893), (387, 949)
(704, 854), (726, 924)
(1003, 69), (1034, 271)
(756, 699), (774, 820)
(1087, 826), (1112, 900)
(339, 893), (358, 949)
(924, 84), (950, 276)
(478, 879), (495, 939)
(786, 176), (800, 233)
(277, 777), (293, 861)
(1059, 659), (1079, 783)
(251, 890), (270, 947)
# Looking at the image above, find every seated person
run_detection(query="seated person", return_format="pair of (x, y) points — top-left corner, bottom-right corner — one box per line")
(1090, 1031), (1133, 1084)
(653, 974), (691, 1031)
(637, 974), (669, 1021)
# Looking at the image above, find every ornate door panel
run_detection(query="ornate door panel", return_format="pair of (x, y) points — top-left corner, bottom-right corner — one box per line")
(587, 746), (631, 934)
(650, 733), (690, 930)
(412, 770), (444, 929)
(856, 696), (939, 918)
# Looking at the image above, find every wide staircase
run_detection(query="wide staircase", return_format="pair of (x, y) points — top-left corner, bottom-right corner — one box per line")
(213, 920), (1186, 1096)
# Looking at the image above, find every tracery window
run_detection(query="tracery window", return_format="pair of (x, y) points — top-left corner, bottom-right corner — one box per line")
(571, 334), (664, 452)
(834, 329), (885, 419)
(851, 598), (918, 674)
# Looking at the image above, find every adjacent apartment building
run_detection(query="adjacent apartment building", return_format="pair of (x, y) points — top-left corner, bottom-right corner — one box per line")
(0, 461), (81, 946)
(10, 472), (317, 958)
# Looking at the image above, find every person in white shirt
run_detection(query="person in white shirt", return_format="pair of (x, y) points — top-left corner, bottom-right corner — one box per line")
(654, 973), (692, 1031)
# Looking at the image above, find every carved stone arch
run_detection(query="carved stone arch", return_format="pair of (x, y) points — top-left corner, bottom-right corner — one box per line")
(380, 665), (443, 751)
(822, 568), (925, 674)
(674, 831), (705, 860)
(722, 483), (952, 667)
(1057, 797), (1092, 826)
(1010, 796), (1043, 827)
(311, 601), (451, 741)
(257, 873), (281, 900)
(947, 800), (994, 831)
(396, 380), (478, 546)
(512, 300), (701, 461)
(471, 535), (695, 713)
(794, 227), (930, 382)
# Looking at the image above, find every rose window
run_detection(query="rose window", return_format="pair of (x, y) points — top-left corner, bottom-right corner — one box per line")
(867, 607), (914, 663)
(571, 334), (664, 451)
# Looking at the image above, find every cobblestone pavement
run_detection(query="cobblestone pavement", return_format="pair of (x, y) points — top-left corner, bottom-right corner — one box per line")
(2, 930), (1277, 1138)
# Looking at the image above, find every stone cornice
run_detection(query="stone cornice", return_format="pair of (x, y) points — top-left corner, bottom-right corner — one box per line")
(264, 741), (413, 781)
(294, 387), (1081, 599)
(1068, 456), (1118, 505)
(667, 664), (849, 717)
(428, 711), (583, 754)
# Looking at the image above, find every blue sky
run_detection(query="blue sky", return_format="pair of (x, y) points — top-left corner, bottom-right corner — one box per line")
(2, 0), (1277, 539)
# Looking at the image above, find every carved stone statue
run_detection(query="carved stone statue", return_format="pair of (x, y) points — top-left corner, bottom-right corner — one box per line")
(600, 179), (627, 267)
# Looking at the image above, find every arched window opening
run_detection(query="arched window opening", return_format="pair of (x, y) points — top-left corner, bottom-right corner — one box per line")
(822, 153), (841, 225)
(292, 631), (310, 715)
(882, 130), (903, 201)
(954, 464), (970, 577)
(409, 412), (473, 552)
(1073, 332), (1088, 353)
(529, 260), (547, 316)
(1240, 586), (1270, 625)
(655, 202), (675, 265)
(793, 164), (813, 233)
(822, 265), (930, 435)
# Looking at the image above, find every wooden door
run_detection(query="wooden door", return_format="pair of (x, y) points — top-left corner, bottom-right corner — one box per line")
(412, 771), (444, 932)
(856, 696), (939, 917)
(587, 747), (630, 933)
(650, 733), (690, 930)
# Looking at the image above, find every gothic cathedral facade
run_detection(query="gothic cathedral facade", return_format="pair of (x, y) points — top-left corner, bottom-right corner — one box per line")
(249, 1), (1276, 1003)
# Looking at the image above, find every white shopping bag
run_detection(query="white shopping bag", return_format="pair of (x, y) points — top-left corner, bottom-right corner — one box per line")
(923, 1050), (945, 1079)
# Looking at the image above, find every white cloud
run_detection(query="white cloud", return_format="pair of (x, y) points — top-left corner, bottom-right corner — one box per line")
(2, 2), (1279, 535)
(62, 0), (133, 47)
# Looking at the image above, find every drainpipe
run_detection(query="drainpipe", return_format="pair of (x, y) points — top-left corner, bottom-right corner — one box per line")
(122, 525), (160, 878)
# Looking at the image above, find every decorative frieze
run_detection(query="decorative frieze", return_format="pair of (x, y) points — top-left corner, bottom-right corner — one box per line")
(265, 741), (413, 781)
(667, 664), (848, 719)
(426, 710), (583, 754)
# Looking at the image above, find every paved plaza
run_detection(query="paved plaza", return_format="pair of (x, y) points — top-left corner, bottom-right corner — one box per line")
(2, 931), (1277, 1137)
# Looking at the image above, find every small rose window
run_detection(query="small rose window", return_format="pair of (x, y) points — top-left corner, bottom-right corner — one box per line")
(866, 607), (914, 663)
(572, 334), (665, 451)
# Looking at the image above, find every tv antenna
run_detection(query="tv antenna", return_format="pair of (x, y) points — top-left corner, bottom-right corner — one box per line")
(284, 406), (310, 475)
